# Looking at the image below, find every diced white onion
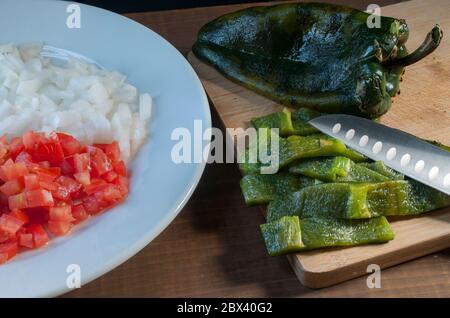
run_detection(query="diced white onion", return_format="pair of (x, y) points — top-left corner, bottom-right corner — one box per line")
(0, 43), (153, 163)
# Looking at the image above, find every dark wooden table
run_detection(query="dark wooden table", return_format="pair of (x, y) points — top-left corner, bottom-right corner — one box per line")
(67, 0), (450, 297)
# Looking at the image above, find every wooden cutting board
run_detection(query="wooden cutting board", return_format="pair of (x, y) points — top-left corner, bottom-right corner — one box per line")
(187, 0), (450, 288)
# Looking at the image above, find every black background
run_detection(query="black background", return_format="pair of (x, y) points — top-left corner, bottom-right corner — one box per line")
(64, 0), (275, 13)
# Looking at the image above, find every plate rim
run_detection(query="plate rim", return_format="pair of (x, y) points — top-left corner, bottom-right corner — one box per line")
(0, 0), (211, 297)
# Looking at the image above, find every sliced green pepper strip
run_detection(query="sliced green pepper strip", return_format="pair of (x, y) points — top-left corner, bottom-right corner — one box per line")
(267, 182), (382, 221)
(251, 108), (320, 136)
(260, 215), (394, 256)
(267, 180), (450, 221)
(240, 173), (306, 206)
(251, 108), (295, 137)
(300, 216), (394, 250)
(289, 157), (351, 181)
(341, 163), (390, 182)
(260, 216), (305, 256)
(239, 131), (366, 174)
(383, 179), (450, 216)
(289, 157), (388, 182)
(358, 161), (404, 180)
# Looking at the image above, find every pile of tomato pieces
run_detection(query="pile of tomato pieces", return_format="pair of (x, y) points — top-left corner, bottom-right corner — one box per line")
(0, 131), (129, 264)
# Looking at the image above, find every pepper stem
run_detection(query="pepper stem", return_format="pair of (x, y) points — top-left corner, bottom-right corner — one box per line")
(383, 24), (443, 67)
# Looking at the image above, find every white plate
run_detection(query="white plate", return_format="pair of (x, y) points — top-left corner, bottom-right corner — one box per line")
(0, 0), (210, 297)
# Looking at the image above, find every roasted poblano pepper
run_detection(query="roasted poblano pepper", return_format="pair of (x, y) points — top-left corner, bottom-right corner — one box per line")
(193, 3), (443, 118)
(260, 215), (394, 256)
(289, 157), (389, 183)
(239, 130), (365, 174)
(267, 180), (450, 221)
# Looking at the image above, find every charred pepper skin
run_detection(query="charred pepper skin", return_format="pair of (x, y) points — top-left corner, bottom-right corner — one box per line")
(193, 3), (442, 118)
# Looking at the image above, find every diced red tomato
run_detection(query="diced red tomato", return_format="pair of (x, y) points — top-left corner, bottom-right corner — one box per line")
(8, 193), (27, 210)
(51, 187), (69, 201)
(33, 139), (65, 166)
(72, 204), (88, 222)
(0, 178), (24, 196)
(24, 207), (49, 224)
(83, 178), (107, 195)
(95, 141), (120, 163)
(82, 195), (103, 215)
(0, 242), (18, 263)
(26, 189), (54, 208)
(113, 161), (127, 177)
(32, 166), (59, 183)
(60, 157), (75, 175)
(0, 145), (9, 164)
(15, 151), (33, 163)
(9, 209), (29, 224)
(48, 220), (72, 236)
(26, 224), (49, 248)
(88, 147), (112, 176)
(18, 233), (34, 248)
(39, 161), (50, 169)
(38, 181), (59, 192)
(1, 162), (28, 181)
(56, 176), (82, 194)
(0, 214), (25, 235)
(103, 171), (118, 182)
(74, 171), (90, 186)
(15, 151), (34, 166)
(100, 184), (122, 203)
(22, 131), (39, 150)
(0, 131), (129, 264)
(24, 174), (39, 190)
(9, 137), (24, 160)
(0, 230), (9, 243)
(57, 133), (82, 156)
(49, 203), (74, 223)
(113, 176), (129, 196)
(73, 153), (90, 173)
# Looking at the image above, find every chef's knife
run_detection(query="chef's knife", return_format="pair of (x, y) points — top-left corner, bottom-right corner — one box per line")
(309, 114), (450, 196)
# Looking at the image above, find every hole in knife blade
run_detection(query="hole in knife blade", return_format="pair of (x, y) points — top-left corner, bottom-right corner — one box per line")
(444, 174), (450, 187)
(429, 166), (439, 180)
(386, 147), (396, 161)
(400, 154), (411, 167)
(359, 135), (369, 147)
(415, 160), (425, 173)
(372, 141), (383, 154)
(345, 129), (355, 140)
(332, 123), (341, 134)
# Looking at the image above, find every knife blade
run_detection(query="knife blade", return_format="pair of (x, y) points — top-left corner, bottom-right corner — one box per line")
(309, 114), (450, 195)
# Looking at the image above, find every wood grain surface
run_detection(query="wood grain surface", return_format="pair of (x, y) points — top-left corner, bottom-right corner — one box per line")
(66, 0), (450, 297)
(187, 0), (450, 288)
